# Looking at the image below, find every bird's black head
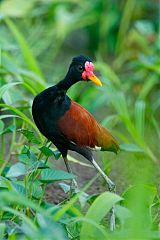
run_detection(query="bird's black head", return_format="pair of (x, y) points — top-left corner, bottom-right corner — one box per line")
(66, 55), (102, 87)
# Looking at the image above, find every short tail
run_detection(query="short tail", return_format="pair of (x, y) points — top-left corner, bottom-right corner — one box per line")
(97, 126), (119, 154)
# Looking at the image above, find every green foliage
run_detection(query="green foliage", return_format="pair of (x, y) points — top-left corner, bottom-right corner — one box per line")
(0, 0), (160, 239)
(80, 192), (122, 239)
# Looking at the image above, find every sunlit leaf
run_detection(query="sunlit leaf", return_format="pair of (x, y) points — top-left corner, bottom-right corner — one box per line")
(120, 143), (144, 152)
(80, 192), (122, 240)
(6, 162), (27, 178)
(40, 169), (76, 183)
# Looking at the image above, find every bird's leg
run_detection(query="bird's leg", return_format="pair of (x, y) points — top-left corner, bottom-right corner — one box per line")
(91, 158), (116, 231)
(91, 159), (115, 191)
(63, 156), (78, 194)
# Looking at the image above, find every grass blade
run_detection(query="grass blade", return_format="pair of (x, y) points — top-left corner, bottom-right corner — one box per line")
(4, 18), (45, 81)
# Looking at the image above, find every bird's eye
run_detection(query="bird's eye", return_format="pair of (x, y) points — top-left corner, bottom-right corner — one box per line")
(78, 65), (83, 72)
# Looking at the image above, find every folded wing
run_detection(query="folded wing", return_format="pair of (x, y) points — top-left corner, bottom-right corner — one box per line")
(58, 101), (119, 153)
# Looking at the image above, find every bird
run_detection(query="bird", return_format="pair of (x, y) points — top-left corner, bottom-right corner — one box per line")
(32, 55), (119, 192)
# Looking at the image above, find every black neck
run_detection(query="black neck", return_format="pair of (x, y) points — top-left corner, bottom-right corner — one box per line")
(56, 72), (77, 91)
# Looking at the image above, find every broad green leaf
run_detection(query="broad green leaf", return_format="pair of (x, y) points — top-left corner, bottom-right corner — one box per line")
(39, 146), (54, 157)
(122, 184), (157, 238)
(31, 181), (43, 199)
(12, 180), (43, 199)
(123, 184), (157, 209)
(6, 162), (27, 178)
(80, 192), (122, 240)
(40, 169), (75, 183)
(19, 152), (30, 163)
(12, 181), (26, 195)
(19, 129), (40, 144)
(120, 143), (144, 152)
(115, 205), (131, 227)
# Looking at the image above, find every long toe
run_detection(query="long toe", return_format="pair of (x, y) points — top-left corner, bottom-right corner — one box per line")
(107, 179), (116, 192)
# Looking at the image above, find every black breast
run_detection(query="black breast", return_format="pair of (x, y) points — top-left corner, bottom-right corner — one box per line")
(32, 86), (71, 142)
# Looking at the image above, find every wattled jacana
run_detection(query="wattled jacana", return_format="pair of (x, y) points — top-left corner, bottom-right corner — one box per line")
(32, 56), (119, 218)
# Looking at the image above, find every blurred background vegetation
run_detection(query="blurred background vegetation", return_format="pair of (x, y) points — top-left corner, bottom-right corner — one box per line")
(0, 0), (160, 239)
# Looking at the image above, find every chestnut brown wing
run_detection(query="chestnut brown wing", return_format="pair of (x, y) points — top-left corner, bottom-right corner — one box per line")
(58, 101), (119, 153)
(58, 101), (99, 148)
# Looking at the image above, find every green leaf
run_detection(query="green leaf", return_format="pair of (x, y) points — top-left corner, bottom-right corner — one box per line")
(0, 103), (43, 140)
(0, 82), (21, 99)
(115, 205), (131, 226)
(120, 143), (144, 152)
(35, 214), (68, 240)
(12, 180), (42, 199)
(31, 181), (43, 199)
(122, 184), (157, 237)
(0, 120), (4, 134)
(0, 176), (9, 189)
(123, 184), (157, 209)
(6, 162), (27, 178)
(40, 169), (76, 183)
(40, 147), (61, 160)
(0, 0), (34, 17)
(0, 114), (20, 120)
(53, 149), (61, 160)
(139, 75), (158, 99)
(12, 181), (26, 195)
(1, 125), (16, 135)
(0, 223), (5, 240)
(39, 146), (54, 157)
(135, 100), (145, 138)
(19, 129), (40, 144)
(80, 192), (122, 240)
(19, 152), (30, 163)
(5, 18), (44, 80)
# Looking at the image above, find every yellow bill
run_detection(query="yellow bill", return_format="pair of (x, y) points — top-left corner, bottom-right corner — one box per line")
(88, 74), (102, 87)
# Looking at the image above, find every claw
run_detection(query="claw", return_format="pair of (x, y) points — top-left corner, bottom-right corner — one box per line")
(108, 180), (116, 192)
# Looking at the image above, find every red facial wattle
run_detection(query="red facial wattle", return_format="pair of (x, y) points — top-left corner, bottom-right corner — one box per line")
(82, 61), (102, 87)
(82, 61), (94, 80)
